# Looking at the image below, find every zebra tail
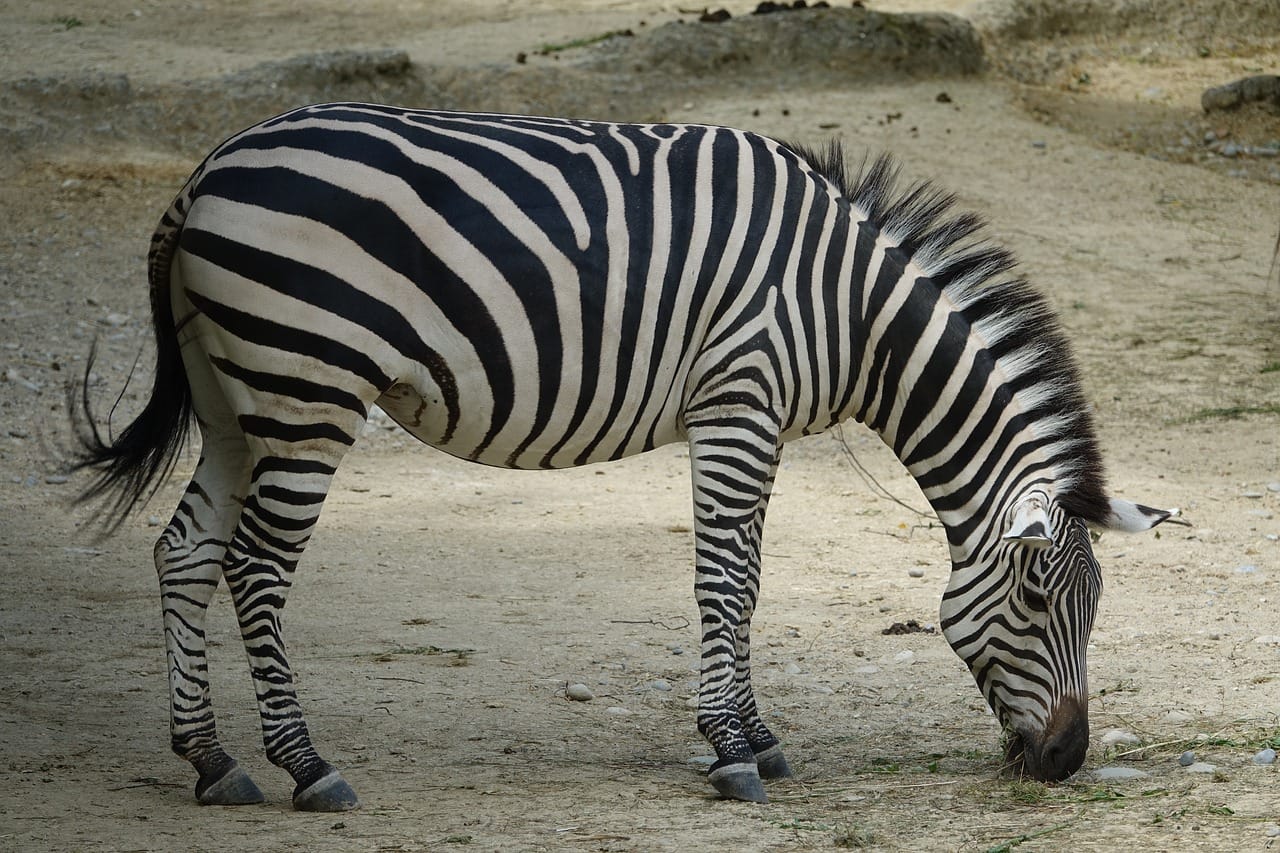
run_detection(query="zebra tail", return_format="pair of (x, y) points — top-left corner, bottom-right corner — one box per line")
(67, 181), (197, 534)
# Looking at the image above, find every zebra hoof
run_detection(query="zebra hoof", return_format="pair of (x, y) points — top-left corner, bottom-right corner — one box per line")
(708, 761), (767, 803)
(292, 770), (360, 812)
(195, 762), (265, 806)
(754, 744), (794, 780)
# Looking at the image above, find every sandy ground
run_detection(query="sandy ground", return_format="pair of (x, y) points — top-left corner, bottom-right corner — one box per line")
(0, 1), (1278, 850)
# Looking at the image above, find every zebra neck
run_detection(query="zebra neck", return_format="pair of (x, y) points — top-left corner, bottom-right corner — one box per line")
(841, 240), (1065, 559)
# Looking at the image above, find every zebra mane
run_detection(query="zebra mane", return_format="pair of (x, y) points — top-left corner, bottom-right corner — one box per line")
(786, 139), (1111, 524)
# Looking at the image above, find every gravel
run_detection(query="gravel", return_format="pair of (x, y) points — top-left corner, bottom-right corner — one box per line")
(1086, 766), (1149, 782)
(1100, 729), (1141, 747)
(565, 683), (594, 701)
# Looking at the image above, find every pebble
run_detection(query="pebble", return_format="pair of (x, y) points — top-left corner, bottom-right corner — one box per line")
(44, 474), (69, 485)
(1236, 564), (1258, 574)
(667, 644), (684, 655)
(907, 567), (925, 578)
(1243, 490), (1264, 499)
(893, 650), (915, 665)
(1253, 636), (1280, 645)
(648, 678), (671, 692)
(147, 515), (162, 527)
(1164, 709), (1195, 723)
(1088, 766), (1148, 781)
(1185, 761), (1218, 773)
(1267, 483), (1280, 493)
(1101, 729), (1141, 747)
(783, 662), (802, 675)
(1178, 750), (1196, 766)
(1254, 748), (1277, 765)
(565, 683), (594, 702)
(605, 706), (631, 716)
(687, 755), (715, 766)
(1266, 825), (1280, 838)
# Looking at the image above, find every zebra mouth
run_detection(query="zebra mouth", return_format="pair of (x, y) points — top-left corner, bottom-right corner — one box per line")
(999, 697), (1090, 781)
(1001, 728), (1029, 776)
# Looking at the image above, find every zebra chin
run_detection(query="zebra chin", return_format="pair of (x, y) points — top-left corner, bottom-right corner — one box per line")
(1003, 694), (1089, 782)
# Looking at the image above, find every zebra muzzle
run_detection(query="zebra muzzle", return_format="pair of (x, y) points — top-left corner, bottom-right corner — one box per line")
(1007, 695), (1090, 782)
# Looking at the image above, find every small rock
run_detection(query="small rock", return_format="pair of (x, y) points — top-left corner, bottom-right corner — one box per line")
(1178, 750), (1196, 766)
(893, 650), (915, 665)
(907, 567), (925, 578)
(1242, 490), (1264, 499)
(783, 662), (802, 675)
(103, 312), (130, 327)
(687, 755), (716, 766)
(1089, 766), (1148, 781)
(1266, 482), (1280, 493)
(667, 644), (684, 655)
(1101, 730), (1141, 747)
(853, 665), (880, 675)
(1185, 761), (1218, 773)
(565, 683), (594, 702)
(44, 474), (69, 485)
(1163, 709), (1196, 723)
(648, 678), (672, 692)
(1253, 636), (1280, 645)
(1237, 564), (1258, 574)
(1253, 748), (1277, 765)
(606, 706), (631, 716)
(1266, 825), (1280, 838)
(147, 515), (162, 527)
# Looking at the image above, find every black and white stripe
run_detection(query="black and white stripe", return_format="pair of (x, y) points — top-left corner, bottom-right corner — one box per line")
(71, 103), (1171, 808)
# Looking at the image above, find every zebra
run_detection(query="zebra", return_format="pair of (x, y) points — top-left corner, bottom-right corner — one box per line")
(70, 102), (1174, 810)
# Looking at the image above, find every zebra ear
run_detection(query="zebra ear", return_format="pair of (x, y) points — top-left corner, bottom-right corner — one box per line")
(1101, 499), (1181, 532)
(1003, 493), (1053, 549)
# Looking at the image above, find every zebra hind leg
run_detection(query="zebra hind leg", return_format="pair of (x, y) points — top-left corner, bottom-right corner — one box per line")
(155, 421), (265, 805)
(222, 446), (361, 812)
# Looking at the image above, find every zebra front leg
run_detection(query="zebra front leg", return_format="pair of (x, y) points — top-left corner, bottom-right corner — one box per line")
(155, 432), (264, 805)
(687, 422), (782, 803)
(733, 448), (793, 782)
(222, 453), (358, 812)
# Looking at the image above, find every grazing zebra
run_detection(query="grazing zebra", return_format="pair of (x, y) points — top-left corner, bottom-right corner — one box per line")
(71, 103), (1174, 809)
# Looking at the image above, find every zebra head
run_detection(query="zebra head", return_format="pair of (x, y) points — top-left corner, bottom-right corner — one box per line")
(939, 489), (1174, 781)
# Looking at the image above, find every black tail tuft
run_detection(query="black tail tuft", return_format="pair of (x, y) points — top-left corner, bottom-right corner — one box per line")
(66, 334), (193, 535)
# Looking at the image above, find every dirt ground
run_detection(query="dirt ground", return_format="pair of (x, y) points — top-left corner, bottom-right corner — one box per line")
(1, 1), (1278, 850)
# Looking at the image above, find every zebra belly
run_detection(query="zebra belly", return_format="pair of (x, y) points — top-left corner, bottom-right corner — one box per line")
(373, 367), (690, 470)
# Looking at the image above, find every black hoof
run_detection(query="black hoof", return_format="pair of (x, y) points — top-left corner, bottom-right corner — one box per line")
(708, 761), (767, 803)
(292, 770), (360, 812)
(195, 762), (265, 806)
(754, 743), (794, 780)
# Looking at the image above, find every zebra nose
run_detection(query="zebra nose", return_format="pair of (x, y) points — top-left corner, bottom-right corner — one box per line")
(1035, 696), (1089, 781)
